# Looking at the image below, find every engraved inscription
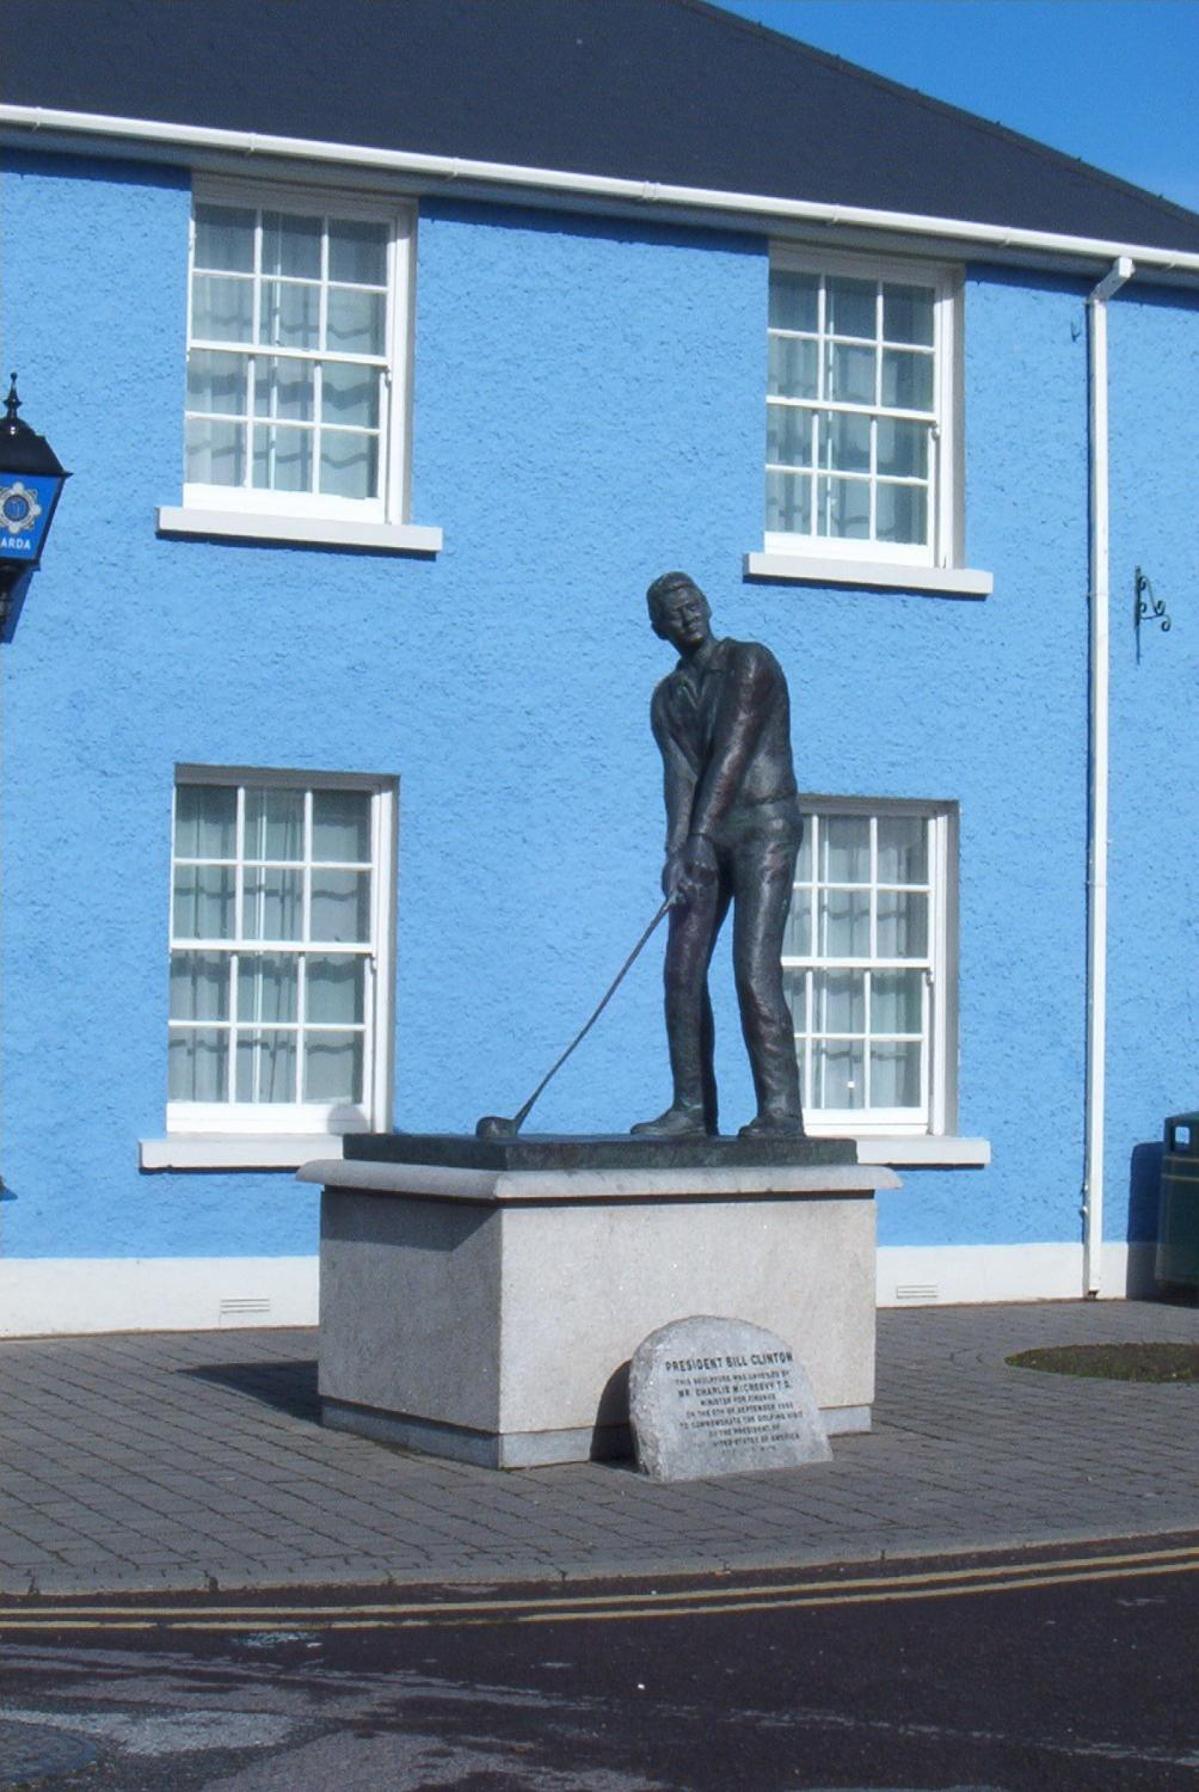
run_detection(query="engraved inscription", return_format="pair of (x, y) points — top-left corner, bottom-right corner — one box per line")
(664, 1350), (802, 1451)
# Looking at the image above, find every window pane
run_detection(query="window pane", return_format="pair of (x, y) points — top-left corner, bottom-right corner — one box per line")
(252, 424), (313, 493)
(784, 968), (807, 1035)
(329, 220), (388, 286)
(769, 269), (818, 332)
(237, 954), (299, 1024)
(822, 816), (870, 883)
(169, 1029), (228, 1101)
(319, 432), (378, 501)
(819, 888), (870, 957)
(173, 866), (235, 940)
(244, 868), (302, 941)
(175, 785), (236, 859)
(194, 204), (255, 273)
(877, 890), (929, 958)
(826, 276), (876, 339)
(877, 814), (927, 884)
(311, 870), (370, 942)
(312, 790), (371, 862)
(883, 284), (934, 346)
(795, 823), (812, 883)
(877, 482), (928, 546)
(236, 1031), (298, 1103)
(826, 343), (875, 405)
(186, 417), (245, 487)
(872, 969), (924, 1034)
(192, 274), (253, 343)
(818, 476), (870, 540)
(188, 349), (246, 416)
(261, 210), (321, 279)
(766, 404), (812, 468)
(882, 348), (934, 411)
(871, 1040), (921, 1107)
(783, 885), (811, 957)
(262, 280), (319, 350)
(815, 1038), (865, 1109)
(819, 410), (870, 473)
(767, 336), (818, 400)
(877, 418), (929, 479)
(767, 403), (813, 465)
(816, 969), (866, 1034)
(765, 470), (811, 535)
(323, 362), (380, 430)
(303, 1032), (364, 1102)
(244, 787), (304, 860)
(170, 952), (230, 1022)
(307, 956), (365, 1025)
(253, 357), (315, 423)
(326, 287), (385, 356)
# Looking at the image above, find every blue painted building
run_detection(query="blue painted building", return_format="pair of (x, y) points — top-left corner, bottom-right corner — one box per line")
(2, 0), (1196, 1332)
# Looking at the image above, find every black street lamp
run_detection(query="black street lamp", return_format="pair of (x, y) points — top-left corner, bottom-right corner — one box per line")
(0, 374), (71, 637)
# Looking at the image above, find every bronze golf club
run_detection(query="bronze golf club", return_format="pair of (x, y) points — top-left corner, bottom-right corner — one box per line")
(476, 894), (676, 1138)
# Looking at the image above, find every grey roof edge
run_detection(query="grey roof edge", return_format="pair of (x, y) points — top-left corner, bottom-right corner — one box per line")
(677, 0), (1199, 240)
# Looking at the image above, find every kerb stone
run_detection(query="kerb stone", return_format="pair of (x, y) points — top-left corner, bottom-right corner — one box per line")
(629, 1315), (831, 1481)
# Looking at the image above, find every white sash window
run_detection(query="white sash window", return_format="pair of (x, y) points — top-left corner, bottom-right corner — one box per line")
(766, 249), (960, 569)
(167, 769), (395, 1135)
(784, 801), (957, 1135)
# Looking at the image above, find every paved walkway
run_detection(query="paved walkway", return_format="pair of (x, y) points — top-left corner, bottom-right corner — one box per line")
(2, 1297), (1197, 1596)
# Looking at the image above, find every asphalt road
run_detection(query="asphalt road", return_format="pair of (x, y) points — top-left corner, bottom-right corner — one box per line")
(2, 1535), (1197, 1792)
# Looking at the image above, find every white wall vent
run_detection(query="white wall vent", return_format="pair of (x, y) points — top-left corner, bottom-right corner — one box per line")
(219, 1297), (272, 1324)
(894, 1283), (939, 1304)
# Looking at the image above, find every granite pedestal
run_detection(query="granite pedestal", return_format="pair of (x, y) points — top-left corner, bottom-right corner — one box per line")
(298, 1134), (899, 1469)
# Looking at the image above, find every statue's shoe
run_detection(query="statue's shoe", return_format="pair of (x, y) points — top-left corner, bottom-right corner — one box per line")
(630, 1104), (709, 1138)
(738, 1112), (807, 1139)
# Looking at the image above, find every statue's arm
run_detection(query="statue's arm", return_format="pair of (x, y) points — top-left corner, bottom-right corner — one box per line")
(651, 685), (696, 893)
(688, 646), (772, 840)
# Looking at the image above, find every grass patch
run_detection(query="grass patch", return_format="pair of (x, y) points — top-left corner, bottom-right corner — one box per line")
(1006, 1342), (1199, 1383)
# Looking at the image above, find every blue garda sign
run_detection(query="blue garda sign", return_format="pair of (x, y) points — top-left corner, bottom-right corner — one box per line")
(0, 474), (59, 562)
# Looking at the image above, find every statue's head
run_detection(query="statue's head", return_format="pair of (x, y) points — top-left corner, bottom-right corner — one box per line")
(646, 571), (711, 644)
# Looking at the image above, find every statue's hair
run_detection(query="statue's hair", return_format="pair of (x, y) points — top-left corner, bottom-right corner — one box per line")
(646, 570), (705, 619)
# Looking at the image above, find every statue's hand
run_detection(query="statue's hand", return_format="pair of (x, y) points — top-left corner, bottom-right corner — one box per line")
(665, 834), (718, 907)
(661, 850), (688, 902)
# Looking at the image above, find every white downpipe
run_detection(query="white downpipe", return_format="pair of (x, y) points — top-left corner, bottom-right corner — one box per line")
(1083, 256), (1134, 1296)
(3, 103), (1199, 284)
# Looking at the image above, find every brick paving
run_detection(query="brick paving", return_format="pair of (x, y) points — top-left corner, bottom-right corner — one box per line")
(1, 1297), (1197, 1595)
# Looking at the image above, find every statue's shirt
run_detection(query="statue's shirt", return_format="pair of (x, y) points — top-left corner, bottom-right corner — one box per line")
(651, 638), (799, 851)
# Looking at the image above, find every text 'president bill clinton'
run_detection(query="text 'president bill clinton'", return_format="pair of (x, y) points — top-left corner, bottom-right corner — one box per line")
(632, 572), (805, 1141)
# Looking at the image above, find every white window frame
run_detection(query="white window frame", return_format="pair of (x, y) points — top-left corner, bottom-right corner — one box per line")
(786, 798), (958, 1139)
(165, 765), (397, 1139)
(760, 245), (968, 582)
(158, 178), (441, 555)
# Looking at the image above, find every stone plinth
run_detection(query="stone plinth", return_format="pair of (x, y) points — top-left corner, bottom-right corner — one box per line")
(298, 1135), (898, 1470)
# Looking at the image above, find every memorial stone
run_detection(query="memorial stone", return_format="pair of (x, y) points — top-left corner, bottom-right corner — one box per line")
(629, 1314), (831, 1480)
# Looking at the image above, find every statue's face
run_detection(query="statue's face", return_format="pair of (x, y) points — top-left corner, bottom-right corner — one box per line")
(652, 584), (711, 652)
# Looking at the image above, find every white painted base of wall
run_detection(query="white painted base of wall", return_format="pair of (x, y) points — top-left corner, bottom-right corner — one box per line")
(0, 1241), (1160, 1337)
(877, 1240), (1158, 1306)
(0, 1257), (319, 1338)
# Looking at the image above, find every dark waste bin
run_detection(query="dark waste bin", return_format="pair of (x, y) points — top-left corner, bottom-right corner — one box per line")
(1156, 1112), (1199, 1290)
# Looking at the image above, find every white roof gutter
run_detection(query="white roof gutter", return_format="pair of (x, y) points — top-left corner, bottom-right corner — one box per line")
(4, 103), (1199, 282)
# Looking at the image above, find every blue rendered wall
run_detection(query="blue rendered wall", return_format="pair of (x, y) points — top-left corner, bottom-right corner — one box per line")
(1107, 286), (1199, 1246)
(2, 151), (1186, 1270)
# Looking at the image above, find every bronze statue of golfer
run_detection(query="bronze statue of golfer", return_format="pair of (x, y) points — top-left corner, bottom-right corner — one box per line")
(632, 572), (805, 1140)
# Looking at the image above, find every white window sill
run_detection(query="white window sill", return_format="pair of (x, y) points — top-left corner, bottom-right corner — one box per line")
(744, 552), (992, 598)
(156, 506), (442, 556)
(854, 1136), (991, 1168)
(140, 1135), (349, 1171)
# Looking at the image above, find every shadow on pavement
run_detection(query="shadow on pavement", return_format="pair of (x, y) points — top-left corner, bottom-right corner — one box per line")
(179, 1358), (320, 1423)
